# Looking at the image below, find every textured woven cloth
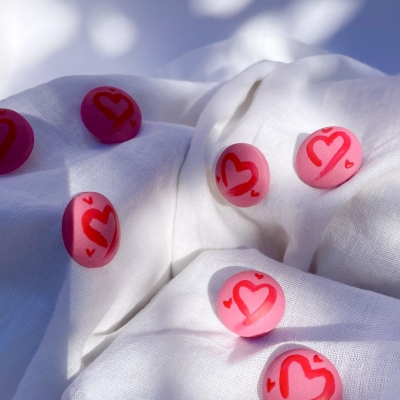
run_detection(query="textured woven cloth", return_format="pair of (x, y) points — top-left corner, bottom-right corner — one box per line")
(1, 36), (400, 399)
(64, 249), (400, 400)
(0, 75), (212, 399)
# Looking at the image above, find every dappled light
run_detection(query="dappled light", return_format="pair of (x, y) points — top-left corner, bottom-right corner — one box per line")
(10, 0), (80, 74)
(2, 0), (400, 99)
(87, 7), (137, 58)
(234, 0), (363, 45)
(1, 2), (400, 397)
(188, 0), (255, 18)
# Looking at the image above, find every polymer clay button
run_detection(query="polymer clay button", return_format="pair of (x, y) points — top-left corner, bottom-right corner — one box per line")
(0, 108), (34, 174)
(62, 192), (121, 268)
(216, 270), (285, 337)
(262, 348), (343, 400)
(296, 126), (362, 189)
(81, 86), (142, 143)
(215, 143), (270, 207)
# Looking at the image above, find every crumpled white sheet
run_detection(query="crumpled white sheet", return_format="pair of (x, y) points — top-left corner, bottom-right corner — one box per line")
(1, 36), (400, 399)
(0, 75), (213, 399)
(63, 249), (400, 400)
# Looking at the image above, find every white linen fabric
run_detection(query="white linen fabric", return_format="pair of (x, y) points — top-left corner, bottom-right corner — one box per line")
(1, 36), (400, 399)
(0, 75), (215, 399)
(63, 249), (400, 400)
(156, 36), (328, 83)
(172, 50), (392, 276)
(313, 168), (400, 299)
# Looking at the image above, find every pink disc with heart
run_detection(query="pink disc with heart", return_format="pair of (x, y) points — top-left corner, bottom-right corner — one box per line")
(215, 143), (270, 207)
(81, 86), (142, 144)
(262, 348), (343, 400)
(295, 126), (362, 189)
(0, 108), (34, 174)
(216, 270), (285, 337)
(62, 192), (121, 268)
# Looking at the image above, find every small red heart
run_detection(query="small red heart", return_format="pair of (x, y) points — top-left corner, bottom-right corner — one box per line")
(216, 176), (221, 183)
(345, 159), (354, 169)
(223, 298), (232, 309)
(322, 127), (333, 133)
(86, 248), (95, 257)
(129, 120), (137, 128)
(267, 378), (276, 393)
(251, 190), (259, 197)
(83, 196), (93, 205)
(313, 355), (324, 363)
(255, 273), (264, 280)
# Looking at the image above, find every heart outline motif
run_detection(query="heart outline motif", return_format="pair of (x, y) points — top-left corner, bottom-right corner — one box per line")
(220, 152), (259, 197)
(93, 92), (135, 128)
(306, 130), (351, 180)
(279, 354), (335, 399)
(0, 118), (18, 164)
(232, 280), (277, 326)
(81, 205), (119, 259)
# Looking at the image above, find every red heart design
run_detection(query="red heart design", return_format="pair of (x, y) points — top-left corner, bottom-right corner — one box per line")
(232, 280), (277, 326)
(0, 118), (17, 164)
(221, 152), (258, 197)
(81, 205), (118, 258)
(313, 355), (324, 363)
(251, 190), (259, 197)
(93, 92), (134, 127)
(83, 196), (93, 205)
(255, 273), (263, 280)
(345, 160), (354, 169)
(322, 127), (333, 133)
(306, 130), (352, 179)
(216, 175), (221, 183)
(267, 378), (276, 393)
(86, 248), (95, 257)
(280, 354), (335, 399)
(223, 298), (232, 309)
